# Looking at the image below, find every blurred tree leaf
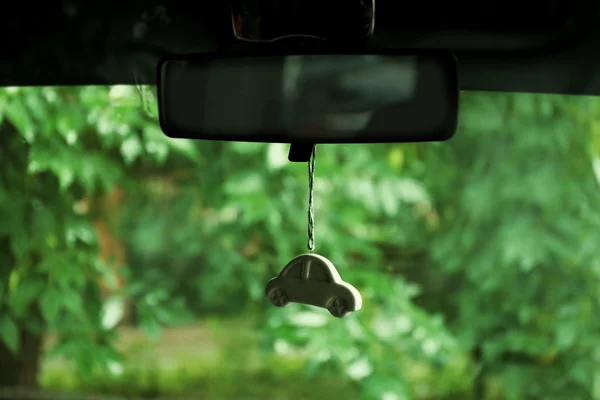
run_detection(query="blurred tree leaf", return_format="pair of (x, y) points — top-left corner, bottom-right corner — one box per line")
(9, 277), (45, 318)
(0, 314), (20, 355)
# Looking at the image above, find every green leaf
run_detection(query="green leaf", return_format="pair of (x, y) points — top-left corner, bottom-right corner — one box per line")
(101, 296), (125, 330)
(224, 172), (264, 195)
(53, 256), (88, 288)
(555, 324), (577, 349)
(267, 143), (289, 170)
(9, 278), (45, 318)
(65, 219), (96, 247)
(56, 164), (75, 191)
(379, 180), (399, 216)
(0, 314), (20, 355)
(32, 202), (57, 242)
(76, 161), (97, 193)
(166, 138), (199, 161)
(120, 136), (143, 165)
(57, 339), (95, 377)
(10, 228), (29, 262)
(139, 307), (161, 340)
(154, 302), (193, 326)
(230, 142), (263, 154)
(61, 289), (84, 316)
(5, 100), (34, 142)
(0, 97), (5, 125)
(145, 125), (198, 162)
(39, 287), (63, 324)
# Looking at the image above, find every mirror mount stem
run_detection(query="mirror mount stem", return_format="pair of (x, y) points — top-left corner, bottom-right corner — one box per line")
(288, 142), (315, 162)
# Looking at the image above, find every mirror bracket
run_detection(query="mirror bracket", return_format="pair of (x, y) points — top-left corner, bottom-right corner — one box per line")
(288, 142), (315, 162)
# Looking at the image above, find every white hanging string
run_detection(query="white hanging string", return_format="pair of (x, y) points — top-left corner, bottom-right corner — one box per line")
(307, 145), (316, 251)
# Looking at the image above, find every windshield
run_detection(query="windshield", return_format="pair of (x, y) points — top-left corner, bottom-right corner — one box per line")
(1, 86), (600, 400)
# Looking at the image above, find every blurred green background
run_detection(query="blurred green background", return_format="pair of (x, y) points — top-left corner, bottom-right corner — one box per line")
(1, 86), (600, 400)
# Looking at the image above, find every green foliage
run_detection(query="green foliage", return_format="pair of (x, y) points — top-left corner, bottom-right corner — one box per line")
(1, 85), (600, 399)
(42, 318), (362, 400)
(0, 85), (199, 379)
(0, 314), (19, 355)
(428, 93), (600, 399)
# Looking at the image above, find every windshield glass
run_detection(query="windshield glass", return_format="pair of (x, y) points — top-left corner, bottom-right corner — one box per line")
(1, 86), (599, 400)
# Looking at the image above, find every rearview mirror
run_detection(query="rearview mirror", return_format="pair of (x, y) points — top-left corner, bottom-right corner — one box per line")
(157, 51), (459, 144)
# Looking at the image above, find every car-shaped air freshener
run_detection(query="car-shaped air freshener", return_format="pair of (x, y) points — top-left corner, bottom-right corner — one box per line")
(265, 253), (362, 318)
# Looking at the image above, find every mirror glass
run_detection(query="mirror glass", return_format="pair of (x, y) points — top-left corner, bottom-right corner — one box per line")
(158, 53), (458, 143)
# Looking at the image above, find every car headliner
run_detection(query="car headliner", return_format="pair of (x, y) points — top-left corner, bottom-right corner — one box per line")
(2, 0), (600, 95)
